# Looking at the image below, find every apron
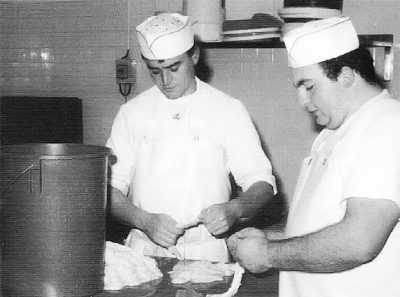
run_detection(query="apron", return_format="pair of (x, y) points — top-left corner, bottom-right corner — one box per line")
(125, 94), (230, 262)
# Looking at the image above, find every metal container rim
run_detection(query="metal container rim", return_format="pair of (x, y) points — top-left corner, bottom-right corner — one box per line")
(0, 143), (112, 159)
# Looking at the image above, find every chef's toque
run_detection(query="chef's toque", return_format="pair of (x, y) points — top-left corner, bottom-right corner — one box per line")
(282, 16), (359, 68)
(136, 13), (194, 60)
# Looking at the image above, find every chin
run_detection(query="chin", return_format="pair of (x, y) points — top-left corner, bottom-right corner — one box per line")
(316, 116), (331, 128)
(163, 93), (178, 100)
(163, 91), (181, 100)
(325, 122), (341, 130)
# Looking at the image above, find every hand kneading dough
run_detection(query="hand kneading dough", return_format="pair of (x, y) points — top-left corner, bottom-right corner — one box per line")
(104, 241), (163, 291)
(169, 260), (236, 284)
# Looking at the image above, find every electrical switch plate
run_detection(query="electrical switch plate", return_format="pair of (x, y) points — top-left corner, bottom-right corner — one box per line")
(116, 58), (136, 84)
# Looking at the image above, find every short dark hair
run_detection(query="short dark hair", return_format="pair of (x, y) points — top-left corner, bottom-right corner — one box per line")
(187, 44), (197, 57)
(141, 44), (197, 63)
(319, 47), (384, 88)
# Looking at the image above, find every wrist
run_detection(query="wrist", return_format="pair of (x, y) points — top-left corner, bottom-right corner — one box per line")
(226, 200), (243, 220)
(134, 208), (151, 231)
(261, 241), (273, 270)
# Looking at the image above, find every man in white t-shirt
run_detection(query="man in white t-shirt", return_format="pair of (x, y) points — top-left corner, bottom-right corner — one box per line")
(106, 12), (276, 263)
(228, 16), (400, 296)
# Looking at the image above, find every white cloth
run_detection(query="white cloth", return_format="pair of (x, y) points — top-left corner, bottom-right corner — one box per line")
(107, 77), (276, 262)
(280, 90), (400, 297)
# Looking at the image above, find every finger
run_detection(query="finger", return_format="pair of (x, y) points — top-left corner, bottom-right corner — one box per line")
(163, 229), (183, 242)
(159, 233), (179, 247)
(211, 226), (229, 236)
(155, 237), (173, 248)
(162, 218), (185, 235)
(206, 220), (229, 236)
(227, 237), (238, 255)
(170, 225), (185, 235)
(235, 227), (263, 239)
(199, 208), (214, 224)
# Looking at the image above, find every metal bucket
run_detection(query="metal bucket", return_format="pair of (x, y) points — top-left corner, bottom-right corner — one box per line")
(0, 143), (112, 297)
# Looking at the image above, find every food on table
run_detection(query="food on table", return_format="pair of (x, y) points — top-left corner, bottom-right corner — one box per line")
(169, 260), (245, 297)
(103, 241), (163, 291)
(169, 260), (236, 284)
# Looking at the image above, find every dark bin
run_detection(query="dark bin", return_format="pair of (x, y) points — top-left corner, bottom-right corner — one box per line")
(0, 143), (112, 297)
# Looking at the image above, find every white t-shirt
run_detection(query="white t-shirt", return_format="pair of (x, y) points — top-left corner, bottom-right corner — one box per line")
(280, 90), (400, 297)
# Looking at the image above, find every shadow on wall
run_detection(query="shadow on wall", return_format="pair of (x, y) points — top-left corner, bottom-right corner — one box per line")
(195, 45), (213, 83)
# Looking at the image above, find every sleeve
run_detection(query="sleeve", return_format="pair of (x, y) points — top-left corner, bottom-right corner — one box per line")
(224, 100), (277, 194)
(106, 107), (135, 196)
(342, 123), (400, 208)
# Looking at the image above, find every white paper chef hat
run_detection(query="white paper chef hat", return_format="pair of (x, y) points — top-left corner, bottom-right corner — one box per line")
(283, 16), (360, 68)
(136, 13), (194, 60)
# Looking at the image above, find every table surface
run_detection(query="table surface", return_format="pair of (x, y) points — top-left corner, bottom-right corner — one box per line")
(95, 257), (279, 297)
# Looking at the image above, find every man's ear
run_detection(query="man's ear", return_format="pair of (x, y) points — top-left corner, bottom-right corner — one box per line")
(338, 66), (356, 88)
(191, 45), (200, 65)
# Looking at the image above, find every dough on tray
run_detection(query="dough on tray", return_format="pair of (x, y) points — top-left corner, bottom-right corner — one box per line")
(104, 241), (163, 291)
(169, 260), (236, 284)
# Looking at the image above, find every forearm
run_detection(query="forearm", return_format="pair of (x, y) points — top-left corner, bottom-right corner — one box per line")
(230, 198), (399, 274)
(109, 187), (185, 247)
(267, 224), (369, 273)
(227, 181), (274, 222)
(109, 187), (149, 231)
(266, 198), (400, 273)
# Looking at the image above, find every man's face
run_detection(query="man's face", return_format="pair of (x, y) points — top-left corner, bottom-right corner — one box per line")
(292, 63), (347, 130)
(144, 51), (198, 99)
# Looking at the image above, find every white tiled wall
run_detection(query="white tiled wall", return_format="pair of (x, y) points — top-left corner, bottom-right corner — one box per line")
(1, 0), (399, 200)
(226, 0), (278, 20)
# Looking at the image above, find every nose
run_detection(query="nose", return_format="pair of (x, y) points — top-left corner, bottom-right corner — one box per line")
(297, 87), (311, 107)
(161, 70), (172, 86)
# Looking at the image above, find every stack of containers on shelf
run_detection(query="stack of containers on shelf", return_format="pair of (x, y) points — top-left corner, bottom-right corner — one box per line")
(278, 0), (343, 36)
(183, 0), (225, 42)
(222, 13), (283, 42)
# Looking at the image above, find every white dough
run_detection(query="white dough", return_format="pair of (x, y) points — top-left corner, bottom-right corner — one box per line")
(103, 241), (163, 291)
(169, 260), (235, 284)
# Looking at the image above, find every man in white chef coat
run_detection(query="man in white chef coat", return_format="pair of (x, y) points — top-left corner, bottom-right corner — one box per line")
(106, 12), (276, 263)
(228, 16), (400, 296)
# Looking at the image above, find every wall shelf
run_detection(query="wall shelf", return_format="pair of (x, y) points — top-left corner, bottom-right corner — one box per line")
(198, 34), (393, 49)
(198, 34), (394, 81)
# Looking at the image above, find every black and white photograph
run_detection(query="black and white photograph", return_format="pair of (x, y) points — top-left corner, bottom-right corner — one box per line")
(1, 0), (399, 296)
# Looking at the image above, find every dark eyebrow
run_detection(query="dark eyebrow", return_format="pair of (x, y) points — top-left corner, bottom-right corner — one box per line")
(147, 61), (181, 71)
(294, 79), (309, 89)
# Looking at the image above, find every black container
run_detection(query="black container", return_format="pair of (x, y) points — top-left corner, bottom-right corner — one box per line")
(284, 0), (343, 10)
(0, 143), (112, 297)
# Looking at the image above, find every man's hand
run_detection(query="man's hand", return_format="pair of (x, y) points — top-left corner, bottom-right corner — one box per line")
(199, 203), (239, 236)
(228, 227), (272, 274)
(142, 213), (184, 248)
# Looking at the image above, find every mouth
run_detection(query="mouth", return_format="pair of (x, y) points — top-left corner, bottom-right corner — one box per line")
(163, 86), (175, 92)
(308, 109), (319, 117)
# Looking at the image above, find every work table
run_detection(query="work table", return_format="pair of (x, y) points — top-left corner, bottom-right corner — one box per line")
(95, 257), (279, 297)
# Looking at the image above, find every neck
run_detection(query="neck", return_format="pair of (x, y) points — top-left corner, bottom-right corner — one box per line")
(345, 78), (383, 116)
(178, 76), (197, 100)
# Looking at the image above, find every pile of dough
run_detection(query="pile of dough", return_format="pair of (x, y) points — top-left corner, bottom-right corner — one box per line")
(104, 241), (163, 291)
(169, 260), (236, 284)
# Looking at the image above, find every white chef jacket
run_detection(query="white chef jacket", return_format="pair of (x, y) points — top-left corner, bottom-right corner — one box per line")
(280, 90), (400, 297)
(107, 77), (276, 262)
